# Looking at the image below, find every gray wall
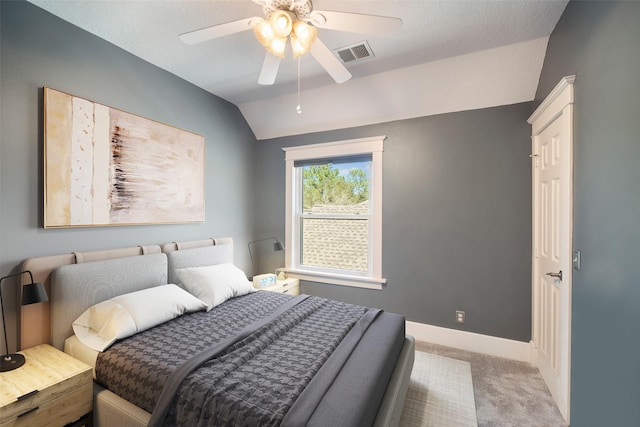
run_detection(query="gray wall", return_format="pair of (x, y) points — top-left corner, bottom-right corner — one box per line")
(0, 1), (257, 353)
(5, 1), (638, 423)
(536, 2), (640, 425)
(255, 103), (533, 342)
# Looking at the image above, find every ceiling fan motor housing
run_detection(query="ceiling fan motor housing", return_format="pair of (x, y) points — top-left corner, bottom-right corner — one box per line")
(255, 0), (314, 20)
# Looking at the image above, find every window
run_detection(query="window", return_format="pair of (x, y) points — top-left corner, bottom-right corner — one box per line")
(283, 136), (385, 289)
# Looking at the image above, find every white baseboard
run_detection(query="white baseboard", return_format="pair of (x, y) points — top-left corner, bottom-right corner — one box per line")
(406, 321), (534, 364)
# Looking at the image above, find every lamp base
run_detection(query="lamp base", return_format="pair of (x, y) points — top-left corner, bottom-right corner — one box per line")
(1, 353), (25, 372)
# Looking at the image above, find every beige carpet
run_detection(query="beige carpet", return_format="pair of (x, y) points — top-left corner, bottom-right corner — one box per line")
(400, 351), (478, 427)
(415, 341), (567, 427)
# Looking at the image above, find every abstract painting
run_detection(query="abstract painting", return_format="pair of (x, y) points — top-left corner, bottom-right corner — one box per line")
(44, 87), (205, 228)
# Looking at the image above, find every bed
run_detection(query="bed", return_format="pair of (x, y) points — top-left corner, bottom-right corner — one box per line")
(21, 238), (415, 426)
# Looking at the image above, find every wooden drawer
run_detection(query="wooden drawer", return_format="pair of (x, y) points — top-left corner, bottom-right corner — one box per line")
(261, 283), (284, 293)
(1, 382), (92, 427)
(261, 278), (300, 296)
(0, 345), (93, 427)
(280, 280), (300, 296)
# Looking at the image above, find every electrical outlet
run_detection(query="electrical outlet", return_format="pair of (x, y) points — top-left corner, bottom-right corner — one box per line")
(456, 310), (465, 324)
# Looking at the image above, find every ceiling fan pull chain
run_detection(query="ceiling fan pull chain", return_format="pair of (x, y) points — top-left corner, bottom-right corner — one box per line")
(296, 56), (302, 114)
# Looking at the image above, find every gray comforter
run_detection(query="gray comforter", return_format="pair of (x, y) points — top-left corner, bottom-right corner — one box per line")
(96, 291), (392, 426)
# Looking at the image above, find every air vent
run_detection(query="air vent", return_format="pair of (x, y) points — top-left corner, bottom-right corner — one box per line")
(334, 41), (375, 64)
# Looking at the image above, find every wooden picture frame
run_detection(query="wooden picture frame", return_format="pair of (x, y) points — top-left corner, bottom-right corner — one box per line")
(43, 87), (205, 228)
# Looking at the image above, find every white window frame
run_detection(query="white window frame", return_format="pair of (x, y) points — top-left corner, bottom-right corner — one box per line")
(283, 136), (385, 290)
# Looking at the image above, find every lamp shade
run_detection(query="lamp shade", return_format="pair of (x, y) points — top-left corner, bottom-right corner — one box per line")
(22, 281), (48, 305)
(291, 20), (317, 57)
(270, 10), (293, 38)
(253, 19), (274, 47)
(267, 36), (287, 58)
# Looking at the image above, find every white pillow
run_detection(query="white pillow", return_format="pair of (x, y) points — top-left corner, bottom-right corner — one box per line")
(72, 284), (207, 352)
(175, 263), (255, 311)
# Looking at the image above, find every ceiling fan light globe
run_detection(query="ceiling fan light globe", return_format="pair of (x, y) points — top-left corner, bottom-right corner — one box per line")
(292, 20), (316, 45)
(267, 36), (287, 58)
(291, 34), (310, 58)
(270, 10), (293, 38)
(291, 36), (302, 57)
(253, 20), (274, 47)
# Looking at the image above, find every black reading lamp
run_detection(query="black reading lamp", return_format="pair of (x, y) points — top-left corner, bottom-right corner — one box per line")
(0, 270), (49, 372)
(248, 237), (284, 277)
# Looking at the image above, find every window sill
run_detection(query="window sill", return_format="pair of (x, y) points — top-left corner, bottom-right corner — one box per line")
(285, 269), (386, 290)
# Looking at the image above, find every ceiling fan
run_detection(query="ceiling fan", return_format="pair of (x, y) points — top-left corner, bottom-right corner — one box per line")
(179, 0), (402, 86)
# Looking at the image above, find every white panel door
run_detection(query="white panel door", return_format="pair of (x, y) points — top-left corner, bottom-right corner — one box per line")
(529, 76), (574, 424)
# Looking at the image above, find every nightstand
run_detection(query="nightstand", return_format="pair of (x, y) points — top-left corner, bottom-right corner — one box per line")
(0, 344), (93, 427)
(262, 278), (300, 296)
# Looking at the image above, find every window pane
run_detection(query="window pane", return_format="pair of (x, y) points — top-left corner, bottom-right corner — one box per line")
(302, 160), (370, 211)
(301, 217), (369, 272)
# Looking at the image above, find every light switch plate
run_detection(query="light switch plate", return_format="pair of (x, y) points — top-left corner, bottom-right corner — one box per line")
(573, 249), (581, 271)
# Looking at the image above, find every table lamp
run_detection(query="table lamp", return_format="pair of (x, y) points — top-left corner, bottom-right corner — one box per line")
(1, 270), (48, 372)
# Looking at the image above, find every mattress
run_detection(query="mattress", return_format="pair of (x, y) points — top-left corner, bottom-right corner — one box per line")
(93, 290), (405, 426)
(64, 335), (99, 378)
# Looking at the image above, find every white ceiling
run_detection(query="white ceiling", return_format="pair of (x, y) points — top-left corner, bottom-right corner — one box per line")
(26, 0), (568, 140)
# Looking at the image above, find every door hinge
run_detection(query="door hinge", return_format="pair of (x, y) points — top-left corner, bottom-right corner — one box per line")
(530, 153), (539, 167)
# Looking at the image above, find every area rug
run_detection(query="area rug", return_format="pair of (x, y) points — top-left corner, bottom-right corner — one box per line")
(399, 351), (478, 426)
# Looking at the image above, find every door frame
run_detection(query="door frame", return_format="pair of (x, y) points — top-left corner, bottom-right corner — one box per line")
(527, 75), (575, 423)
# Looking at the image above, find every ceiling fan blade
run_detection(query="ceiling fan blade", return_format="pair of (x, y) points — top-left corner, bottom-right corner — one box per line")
(258, 52), (281, 85)
(311, 10), (402, 36)
(179, 17), (255, 45)
(310, 38), (352, 84)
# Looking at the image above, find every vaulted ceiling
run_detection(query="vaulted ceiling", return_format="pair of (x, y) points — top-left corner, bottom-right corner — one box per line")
(27, 0), (568, 139)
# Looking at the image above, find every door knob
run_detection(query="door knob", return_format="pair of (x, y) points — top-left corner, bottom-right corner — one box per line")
(546, 270), (563, 281)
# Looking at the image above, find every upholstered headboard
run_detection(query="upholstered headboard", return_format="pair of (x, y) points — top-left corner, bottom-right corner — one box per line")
(166, 245), (233, 285)
(19, 238), (232, 350)
(20, 245), (161, 350)
(51, 253), (168, 350)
